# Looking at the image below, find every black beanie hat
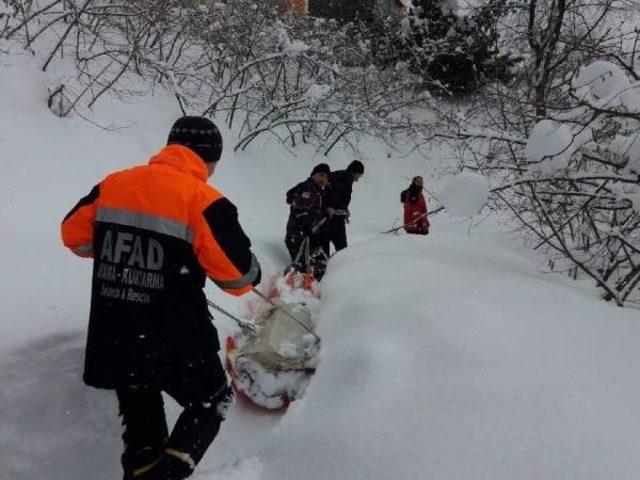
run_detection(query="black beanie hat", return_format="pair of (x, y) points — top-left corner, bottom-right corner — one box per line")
(347, 160), (365, 174)
(311, 163), (331, 176)
(167, 116), (223, 164)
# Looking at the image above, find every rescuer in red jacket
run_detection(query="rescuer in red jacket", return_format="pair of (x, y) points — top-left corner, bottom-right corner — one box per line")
(61, 116), (261, 480)
(400, 176), (429, 235)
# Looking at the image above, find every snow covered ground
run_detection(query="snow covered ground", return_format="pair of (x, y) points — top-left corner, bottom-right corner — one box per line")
(1, 49), (639, 480)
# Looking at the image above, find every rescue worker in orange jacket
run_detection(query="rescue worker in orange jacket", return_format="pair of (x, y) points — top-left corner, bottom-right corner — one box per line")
(61, 116), (261, 480)
(400, 176), (430, 235)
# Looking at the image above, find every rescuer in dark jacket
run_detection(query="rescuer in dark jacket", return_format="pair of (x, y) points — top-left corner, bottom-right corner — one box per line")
(285, 163), (330, 274)
(61, 116), (261, 480)
(325, 160), (365, 252)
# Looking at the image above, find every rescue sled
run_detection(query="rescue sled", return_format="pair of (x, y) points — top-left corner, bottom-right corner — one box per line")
(225, 274), (321, 410)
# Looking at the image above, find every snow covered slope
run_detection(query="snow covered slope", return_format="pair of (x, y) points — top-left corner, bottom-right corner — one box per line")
(259, 229), (640, 480)
(1, 49), (639, 480)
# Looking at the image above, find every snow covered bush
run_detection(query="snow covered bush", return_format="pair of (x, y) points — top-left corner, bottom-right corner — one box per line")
(440, 171), (490, 218)
(375, 0), (513, 95)
(0, 0), (436, 154)
(441, 0), (640, 306)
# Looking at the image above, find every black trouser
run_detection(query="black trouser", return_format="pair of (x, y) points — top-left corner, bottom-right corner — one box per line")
(285, 230), (330, 263)
(116, 383), (232, 479)
(285, 230), (305, 263)
(329, 216), (347, 252)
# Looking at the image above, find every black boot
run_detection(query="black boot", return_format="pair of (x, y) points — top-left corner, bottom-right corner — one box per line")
(133, 451), (193, 480)
(122, 446), (163, 480)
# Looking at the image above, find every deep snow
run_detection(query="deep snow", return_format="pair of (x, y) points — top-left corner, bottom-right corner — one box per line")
(1, 49), (639, 480)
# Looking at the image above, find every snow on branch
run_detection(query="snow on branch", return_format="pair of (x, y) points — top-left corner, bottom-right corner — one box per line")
(436, 0), (640, 306)
(0, 0), (438, 152)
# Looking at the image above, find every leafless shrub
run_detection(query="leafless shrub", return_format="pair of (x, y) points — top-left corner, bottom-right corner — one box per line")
(1, 0), (437, 151)
(441, 0), (640, 306)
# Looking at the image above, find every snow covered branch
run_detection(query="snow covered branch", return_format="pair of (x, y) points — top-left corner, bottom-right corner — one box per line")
(438, 1), (640, 305)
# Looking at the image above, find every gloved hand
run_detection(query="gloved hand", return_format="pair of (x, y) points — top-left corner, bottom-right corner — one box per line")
(335, 209), (350, 223)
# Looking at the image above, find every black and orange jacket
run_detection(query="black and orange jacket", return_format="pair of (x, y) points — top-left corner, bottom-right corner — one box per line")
(61, 145), (260, 390)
